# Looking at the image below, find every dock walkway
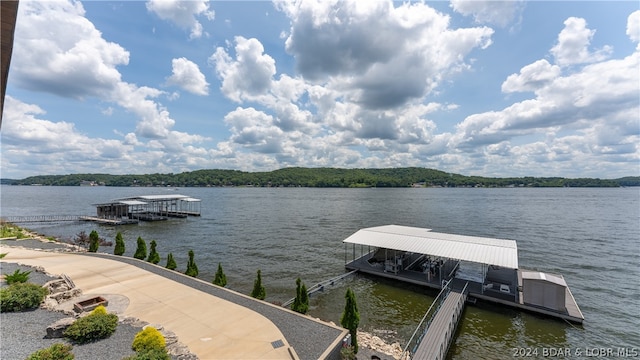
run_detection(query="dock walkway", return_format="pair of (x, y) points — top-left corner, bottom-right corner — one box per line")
(412, 280), (468, 360)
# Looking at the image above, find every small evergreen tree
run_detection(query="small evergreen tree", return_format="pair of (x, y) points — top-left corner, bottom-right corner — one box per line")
(133, 237), (147, 260)
(291, 278), (309, 314)
(185, 250), (198, 277)
(165, 253), (177, 270)
(213, 263), (227, 287)
(88, 230), (100, 252)
(114, 232), (125, 256)
(300, 282), (309, 313)
(250, 269), (266, 300)
(147, 240), (160, 264)
(341, 288), (360, 354)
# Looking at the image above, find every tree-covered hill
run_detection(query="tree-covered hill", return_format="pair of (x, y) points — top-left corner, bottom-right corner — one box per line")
(5, 167), (636, 187)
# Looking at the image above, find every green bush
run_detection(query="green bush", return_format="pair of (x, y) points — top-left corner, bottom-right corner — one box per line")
(134, 237), (147, 260)
(147, 240), (160, 264)
(127, 326), (170, 360)
(123, 348), (170, 360)
(0, 282), (47, 312)
(165, 253), (177, 270)
(114, 232), (125, 256)
(4, 268), (31, 284)
(250, 269), (266, 300)
(88, 230), (100, 252)
(184, 250), (198, 277)
(63, 305), (118, 344)
(132, 326), (166, 353)
(26, 343), (74, 360)
(212, 263), (227, 287)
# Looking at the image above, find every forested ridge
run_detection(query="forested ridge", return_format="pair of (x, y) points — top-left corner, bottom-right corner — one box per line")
(4, 167), (637, 187)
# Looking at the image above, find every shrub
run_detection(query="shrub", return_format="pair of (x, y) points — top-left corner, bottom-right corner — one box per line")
(124, 348), (170, 360)
(133, 237), (147, 260)
(212, 263), (227, 287)
(0, 282), (47, 312)
(0, 253), (7, 259)
(341, 288), (360, 354)
(184, 250), (198, 277)
(250, 270), (266, 300)
(291, 278), (309, 314)
(63, 305), (118, 344)
(132, 326), (166, 353)
(127, 326), (170, 360)
(147, 240), (160, 264)
(165, 253), (177, 270)
(26, 343), (74, 360)
(88, 230), (100, 252)
(4, 268), (31, 284)
(114, 232), (125, 256)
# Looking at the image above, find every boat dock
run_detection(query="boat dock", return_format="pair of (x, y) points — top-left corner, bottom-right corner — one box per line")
(2, 194), (202, 226)
(343, 225), (584, 360)
(90, 194), (202, 224)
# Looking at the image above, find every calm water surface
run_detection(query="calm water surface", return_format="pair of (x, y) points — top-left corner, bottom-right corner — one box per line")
(1, 186), (638, 359)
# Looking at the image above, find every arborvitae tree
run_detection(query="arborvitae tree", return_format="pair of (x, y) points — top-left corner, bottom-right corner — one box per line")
(133, 237), (147, 260)
(213, 263), (227, 287)
(88, 230), (100, 252)
(185, 250), (198, 277)
(114, 232), (125, 256)
(250, 270), (266, 300)
(291, 278), (309, 314)
(147, 240), (160, 264)
(341, 288), (360, 354)
(300, 282), (309, 313)
(165, 253), (177, 270)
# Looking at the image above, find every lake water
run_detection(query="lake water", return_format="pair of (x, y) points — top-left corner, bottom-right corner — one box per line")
(1, 186), (638, 359)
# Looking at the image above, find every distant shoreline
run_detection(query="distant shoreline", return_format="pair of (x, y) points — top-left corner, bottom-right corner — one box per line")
(2, 167), (638, 188)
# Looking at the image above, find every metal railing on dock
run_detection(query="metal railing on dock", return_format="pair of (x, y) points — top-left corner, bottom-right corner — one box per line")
(282, 270), (358, 308)
(402, 280), (469, 360)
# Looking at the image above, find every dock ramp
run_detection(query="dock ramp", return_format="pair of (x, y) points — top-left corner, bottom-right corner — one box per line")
(403, 279), (469, 360)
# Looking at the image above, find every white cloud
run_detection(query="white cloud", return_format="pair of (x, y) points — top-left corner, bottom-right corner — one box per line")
(210, 36), (276, 102)
(450, 0), (524, 28)
(11, 0), (193, 141)
(12, 1), (129, 98)
(502, 60), (561, 93)
(551, 17), (612, 66)
(276, 0), (494, 109)
(628, 10), (640, 44)
(166, 57), (209, 95)
(146, 0), (214, 39)
(1, 96), (134, 175)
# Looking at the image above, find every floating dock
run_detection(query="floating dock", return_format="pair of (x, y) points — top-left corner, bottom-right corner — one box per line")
(343, 225), (584, 359)
(89, 194), (202, 224)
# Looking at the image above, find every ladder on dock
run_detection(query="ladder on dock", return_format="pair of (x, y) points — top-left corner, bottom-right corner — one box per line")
(403, 279), (469, 360)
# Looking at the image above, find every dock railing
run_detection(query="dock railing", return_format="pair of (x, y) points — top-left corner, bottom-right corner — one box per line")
(282, 270), (358, 308)
(401, 279), (452, 358)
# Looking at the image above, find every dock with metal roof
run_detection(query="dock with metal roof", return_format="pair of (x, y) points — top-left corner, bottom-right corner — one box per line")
(89, 194), (202, 224)
(343, 225), (584, 359)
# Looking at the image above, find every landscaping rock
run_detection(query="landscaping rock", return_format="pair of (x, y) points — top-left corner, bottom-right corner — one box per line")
(45, 317), (76, 338)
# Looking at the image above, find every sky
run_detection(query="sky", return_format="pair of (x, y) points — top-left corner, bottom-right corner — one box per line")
(1, 0), (639, 179)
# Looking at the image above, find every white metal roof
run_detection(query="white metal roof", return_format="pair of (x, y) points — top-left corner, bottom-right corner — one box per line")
(119, 200), (147, 206)
(181, 197), (201, 202)
(343, 225), (519, 268)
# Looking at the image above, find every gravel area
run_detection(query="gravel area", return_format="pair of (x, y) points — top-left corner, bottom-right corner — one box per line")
(1, 238), (346, 360)
(0, 261), (141, 360)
